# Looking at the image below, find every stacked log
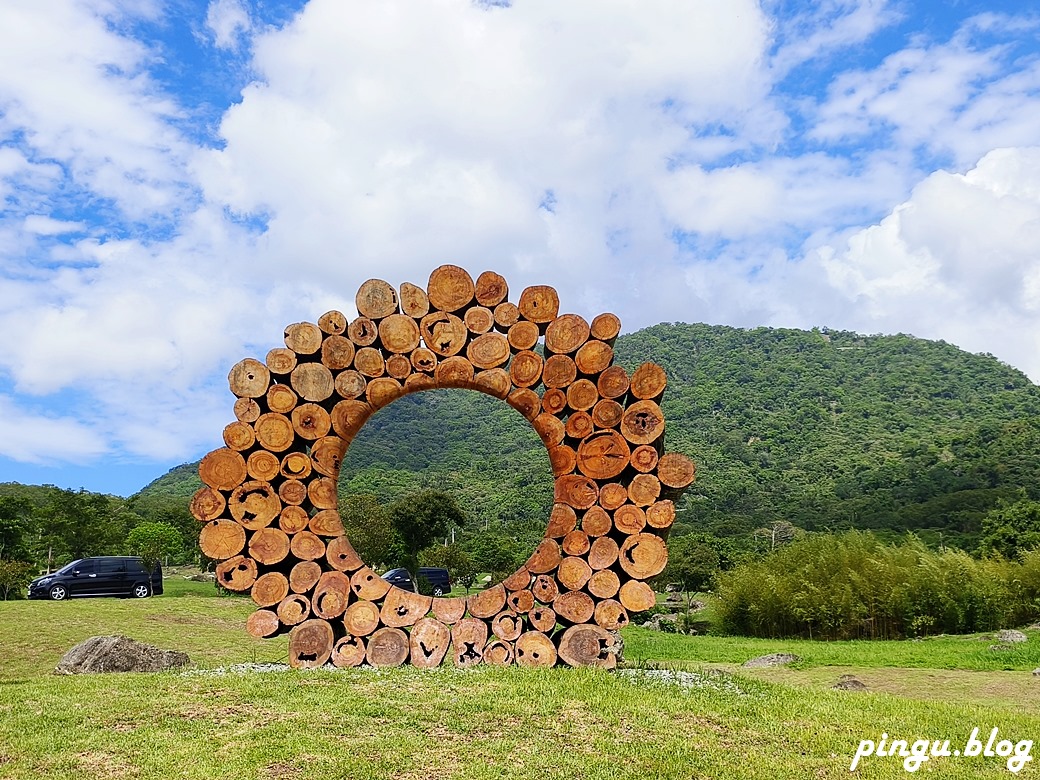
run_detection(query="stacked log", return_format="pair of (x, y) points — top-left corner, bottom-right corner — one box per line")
(195, 265), (696, 669)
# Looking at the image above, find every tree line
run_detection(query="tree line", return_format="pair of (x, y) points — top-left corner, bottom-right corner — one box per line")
(0, 483), (194, 598)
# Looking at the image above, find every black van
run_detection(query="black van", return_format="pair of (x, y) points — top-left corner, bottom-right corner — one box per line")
(381, 567), (451, 596)
(27, 556), (163, 601)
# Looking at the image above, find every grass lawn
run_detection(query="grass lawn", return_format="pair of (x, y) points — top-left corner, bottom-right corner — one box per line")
(0, 576), (1037, 779)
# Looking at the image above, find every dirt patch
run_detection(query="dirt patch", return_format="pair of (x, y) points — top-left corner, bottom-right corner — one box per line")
(177, 703), (286, 728)
(75, 751), (138, 779)
(743, 653), (801, 668)
(263, 761), (305, 779)
(722, 664), (1040, 712)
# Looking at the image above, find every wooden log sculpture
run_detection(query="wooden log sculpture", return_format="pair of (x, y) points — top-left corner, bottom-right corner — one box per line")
(195, 265), (695, 668)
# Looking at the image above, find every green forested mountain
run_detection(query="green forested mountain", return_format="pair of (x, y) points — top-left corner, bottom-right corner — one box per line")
(118, 323), (1040, 550)
(614, 325), (1040, 548)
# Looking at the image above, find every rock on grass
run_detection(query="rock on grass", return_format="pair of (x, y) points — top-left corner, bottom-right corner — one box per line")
(55, 635), (190, 674)
(997, 629), (1028, 644)
(742, 653), (801, 668)
(832, 674), (867, 691)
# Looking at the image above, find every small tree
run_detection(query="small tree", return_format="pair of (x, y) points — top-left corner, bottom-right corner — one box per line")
(388, 490), (466, 587)
(126, 522), (182, 571)
(0, 559), (35, 600)
(339, 494), (400, 568)
(661, 535), (721, 627)
(466, 532), (524, 585)
(663, 536), (720, 594)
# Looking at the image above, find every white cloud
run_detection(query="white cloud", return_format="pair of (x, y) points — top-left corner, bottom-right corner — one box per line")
(0, 395), (106, 463)
(0, 0), (194, 218)
(811, 14), (1040, 168)
(198, 0), (775, 290)
(22, 216), (86, 235)
(206, 0), (251, 50)
(657, 152), (912, 239)
(769, 0), (903, 78)
(811, 147), (1040, 376)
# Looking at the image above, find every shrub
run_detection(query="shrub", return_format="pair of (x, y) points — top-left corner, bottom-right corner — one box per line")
(714, 531), (1040, 639)
(0, 559), (35, 600)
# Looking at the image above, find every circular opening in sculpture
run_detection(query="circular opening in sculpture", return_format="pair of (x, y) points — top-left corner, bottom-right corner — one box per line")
(335, 387), (554, 595)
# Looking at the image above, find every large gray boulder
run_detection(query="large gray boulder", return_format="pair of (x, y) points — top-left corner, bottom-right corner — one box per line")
(55, 635), (190, 674)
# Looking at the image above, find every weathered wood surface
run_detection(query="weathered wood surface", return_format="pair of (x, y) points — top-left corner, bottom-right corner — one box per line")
(199, 266), (696, 667)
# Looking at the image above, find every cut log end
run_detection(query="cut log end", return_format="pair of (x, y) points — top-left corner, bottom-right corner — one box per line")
(332, 635), (367, 668)
(411, 618), (451, 668)
(452, 618), (488, 668)
(658, 452), (697, 489)
(228, 358), (270, 399)
(356, 278), (400, 320)
(246, 609), (281, 638)
(557, 624), (618, 669)
(289, 619), (334, 669)
(475, 270), (509, 307)
(514, 631), (557, 667)
(428, 264), (475, 312)
(215, 555), (256, 591)
(517, 285), (560, 324)
(367, 627), (410, 667)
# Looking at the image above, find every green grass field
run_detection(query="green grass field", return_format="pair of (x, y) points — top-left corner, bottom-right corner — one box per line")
(0, 577), (1037, 779)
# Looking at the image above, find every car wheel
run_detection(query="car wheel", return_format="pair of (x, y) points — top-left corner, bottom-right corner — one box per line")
(131, 583), (151, 598)
(432, 586), (444, 597)
(48, 585), (68, 601)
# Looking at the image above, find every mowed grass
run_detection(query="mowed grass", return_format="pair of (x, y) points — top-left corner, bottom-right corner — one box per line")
(0, 579), (272, 681)
(626, 625), (1040, 673)
(0, 578), (1037, 779)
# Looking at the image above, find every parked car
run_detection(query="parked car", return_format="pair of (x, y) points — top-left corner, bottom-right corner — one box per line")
(27, 556), (163, 601)
(380, 566), (451, 596)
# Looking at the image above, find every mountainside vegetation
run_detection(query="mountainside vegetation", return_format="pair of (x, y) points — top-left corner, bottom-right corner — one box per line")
(615, 324), (1040, 550)
(4, 322), (1040, 595)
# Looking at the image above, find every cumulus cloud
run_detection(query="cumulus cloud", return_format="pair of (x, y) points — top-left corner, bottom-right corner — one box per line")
(769, 0), (903, 78)
(0, 0), (194, 219)
(22, 216), (86, 235)
(811, 14), (1040, 168)
(197, 0), (774, 290)
(811, 147), (1040, 375)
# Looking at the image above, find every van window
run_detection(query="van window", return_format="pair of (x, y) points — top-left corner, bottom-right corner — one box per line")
(57, 560), (83, 575)
(73, 560), (96, 575)
(96, 559), (126, 574)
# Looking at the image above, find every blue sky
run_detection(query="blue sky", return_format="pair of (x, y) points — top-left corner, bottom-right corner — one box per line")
(1, 0), (1039, 496)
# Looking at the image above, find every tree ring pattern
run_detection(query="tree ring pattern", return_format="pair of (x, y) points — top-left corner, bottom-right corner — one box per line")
(194, 266), (696, 668)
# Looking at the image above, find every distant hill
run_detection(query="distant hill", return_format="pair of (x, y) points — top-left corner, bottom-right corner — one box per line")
(134, 323), (1040, 550)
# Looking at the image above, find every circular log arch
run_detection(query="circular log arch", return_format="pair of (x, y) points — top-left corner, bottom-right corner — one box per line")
(195, 265), (696, 668)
